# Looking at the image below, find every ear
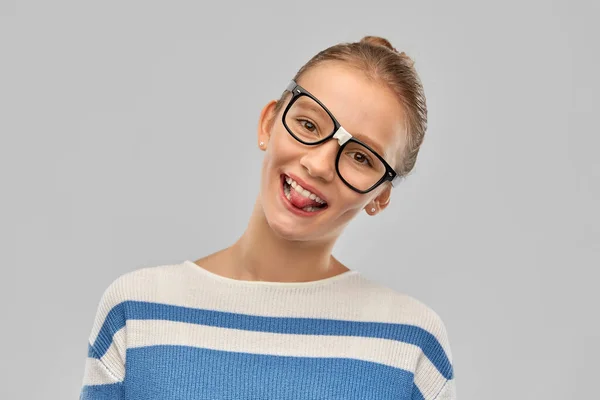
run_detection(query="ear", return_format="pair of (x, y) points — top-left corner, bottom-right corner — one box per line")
(365, 184), (392, 215)
(257, 100), (278, 149)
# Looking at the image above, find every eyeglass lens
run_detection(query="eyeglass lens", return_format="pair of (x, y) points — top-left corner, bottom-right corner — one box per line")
(284, 95), (386, 192)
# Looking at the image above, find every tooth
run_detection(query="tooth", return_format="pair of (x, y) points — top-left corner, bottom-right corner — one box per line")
(287, 178), (325, 203)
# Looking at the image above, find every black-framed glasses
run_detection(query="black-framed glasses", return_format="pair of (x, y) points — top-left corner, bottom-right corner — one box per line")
(282, 80), (403, 194)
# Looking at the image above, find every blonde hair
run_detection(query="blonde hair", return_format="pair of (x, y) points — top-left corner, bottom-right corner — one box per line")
(274, 36), (427, 178)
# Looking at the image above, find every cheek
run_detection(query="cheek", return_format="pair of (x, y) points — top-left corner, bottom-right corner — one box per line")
(333, 186), (383, 220)
(264, 131), (301, 168)
(331, 192), (370, 220)
(260, 136), (293, 190)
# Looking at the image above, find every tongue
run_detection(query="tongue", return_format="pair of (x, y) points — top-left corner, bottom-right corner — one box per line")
(289, 186), (322, 209)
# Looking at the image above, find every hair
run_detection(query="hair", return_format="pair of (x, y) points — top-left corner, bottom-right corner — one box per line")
(273, 35), (427, 180)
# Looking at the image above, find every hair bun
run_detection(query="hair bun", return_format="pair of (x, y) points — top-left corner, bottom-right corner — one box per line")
(360, 36), (397, 52)
(360, 35), (412, 66)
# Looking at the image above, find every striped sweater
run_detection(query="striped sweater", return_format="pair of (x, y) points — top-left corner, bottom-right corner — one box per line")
(80, 260), (457, 399)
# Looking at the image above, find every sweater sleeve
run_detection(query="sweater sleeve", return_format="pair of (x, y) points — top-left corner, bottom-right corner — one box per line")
(431, 377), (457, 400)
(79, 278), (128, 400)
(411, 312), (457, 400)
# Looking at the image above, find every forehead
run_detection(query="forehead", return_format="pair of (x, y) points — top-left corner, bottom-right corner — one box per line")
(296, 62), (407, 162)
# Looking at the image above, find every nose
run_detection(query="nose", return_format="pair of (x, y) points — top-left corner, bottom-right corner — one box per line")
(299, 138), (339, 183)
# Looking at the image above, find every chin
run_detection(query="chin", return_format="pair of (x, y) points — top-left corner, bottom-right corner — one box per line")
(267, 220), (305, 241)
(265, 205), (345, 244)
(264, 209), (314, 242)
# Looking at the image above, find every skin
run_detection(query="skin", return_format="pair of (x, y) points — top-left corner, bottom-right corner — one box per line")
(194, 61), (407, 283)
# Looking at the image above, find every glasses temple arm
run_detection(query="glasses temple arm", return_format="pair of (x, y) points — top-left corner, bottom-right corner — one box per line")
(391, 174), (403, 187)
(285, 80), (297, 92)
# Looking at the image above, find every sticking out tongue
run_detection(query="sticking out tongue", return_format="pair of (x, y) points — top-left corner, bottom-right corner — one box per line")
(289, 186), (324, 209)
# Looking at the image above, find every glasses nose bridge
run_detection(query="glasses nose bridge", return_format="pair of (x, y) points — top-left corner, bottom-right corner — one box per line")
(301, 128), (347, 181)
(313, 126), (349, 159)
(309, 126), (351, 161)
(331, 126), (352, 147)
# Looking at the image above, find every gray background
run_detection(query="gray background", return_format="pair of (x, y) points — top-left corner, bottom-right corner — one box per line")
(1, 0), (598, 399)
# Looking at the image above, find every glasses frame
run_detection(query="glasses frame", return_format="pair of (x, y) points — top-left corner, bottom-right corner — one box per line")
(281, 80), (403, 194)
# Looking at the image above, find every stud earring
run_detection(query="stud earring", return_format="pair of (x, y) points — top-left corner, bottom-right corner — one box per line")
(259, 141), (264, 147)
(371, 207), (376, 213)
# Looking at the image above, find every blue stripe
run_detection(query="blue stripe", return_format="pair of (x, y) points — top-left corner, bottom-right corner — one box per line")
(412, 385), (425, 400)
(80, 382), (124, 400)
(87, 343), (99, 358)
(125, 345), (413, 399)
(91, 300), (453, 379)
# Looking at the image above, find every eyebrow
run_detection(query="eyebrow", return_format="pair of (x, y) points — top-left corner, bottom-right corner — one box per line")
(318, 102), (387, 156)
(303, 102), (330, 118)
(299, 85), (388, 157)
(348, 131), (387, 157)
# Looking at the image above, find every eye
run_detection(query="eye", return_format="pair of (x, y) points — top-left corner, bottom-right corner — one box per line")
(354, 153), (371, 166)
(298, 119), (317, 133)
(348, 151), (373, 167)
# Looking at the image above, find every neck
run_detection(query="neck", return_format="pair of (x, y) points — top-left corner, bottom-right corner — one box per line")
(226, 196), (347, 283)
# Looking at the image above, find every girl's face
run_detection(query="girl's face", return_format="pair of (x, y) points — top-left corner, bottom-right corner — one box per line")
(257, 62), (407, 242)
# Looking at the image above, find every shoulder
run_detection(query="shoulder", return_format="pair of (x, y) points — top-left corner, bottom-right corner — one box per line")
(87, 261), (191, 345)
(390, 289), (452, 347)
(353, 278), (456, 397)
(352, 275), (454, 359)
(354, 275), (450, 332)
(95, 261), (191, 310)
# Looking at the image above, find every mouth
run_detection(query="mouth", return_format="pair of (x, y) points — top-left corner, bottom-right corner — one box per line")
(280, 174), (328, 215)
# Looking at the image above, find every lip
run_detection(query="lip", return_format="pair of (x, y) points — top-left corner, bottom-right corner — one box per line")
(283, 172), (328, 204)
(279, 174), (328, 217)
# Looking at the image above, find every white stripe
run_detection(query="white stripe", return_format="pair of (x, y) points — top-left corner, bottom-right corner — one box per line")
(97, 327), (126, 381)
(89, 261), (453, 364)
(82, 358), (121, 386)
(88, 264), (178, 344)
(431, 378), (457, 400)
(414, 353), (451, 399)
(127, 319), (422, 372)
